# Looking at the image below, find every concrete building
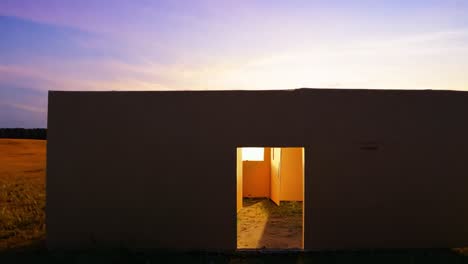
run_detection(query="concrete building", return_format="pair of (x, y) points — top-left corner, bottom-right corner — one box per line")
(47, 88), (468, 250)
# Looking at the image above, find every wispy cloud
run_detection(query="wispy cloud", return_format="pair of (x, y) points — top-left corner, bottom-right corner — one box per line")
(0, 103), (46, 113)
(0, 102), (46, 128)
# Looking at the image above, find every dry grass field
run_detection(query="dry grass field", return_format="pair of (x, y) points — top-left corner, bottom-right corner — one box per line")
(1, 138), (468, 263)
(0, 139), (46, 250)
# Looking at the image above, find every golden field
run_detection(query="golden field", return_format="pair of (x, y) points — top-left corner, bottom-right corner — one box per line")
(0, 139), (46, 250)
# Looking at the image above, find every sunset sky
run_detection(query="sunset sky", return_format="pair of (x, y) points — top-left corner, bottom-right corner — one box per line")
(1, 0), (468, 127)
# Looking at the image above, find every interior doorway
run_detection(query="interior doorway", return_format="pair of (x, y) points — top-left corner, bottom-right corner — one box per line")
(236, 147), (305, 250)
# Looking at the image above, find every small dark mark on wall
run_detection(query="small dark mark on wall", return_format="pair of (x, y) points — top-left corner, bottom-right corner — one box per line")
(359, 141), (379, 151)
(360, 146), (379, 151)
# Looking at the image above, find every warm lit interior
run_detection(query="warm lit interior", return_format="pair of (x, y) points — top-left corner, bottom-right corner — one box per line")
(236, 147), (305, 250)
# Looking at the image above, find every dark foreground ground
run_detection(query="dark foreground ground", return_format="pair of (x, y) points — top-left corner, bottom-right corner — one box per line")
(2, 244), (468, 264)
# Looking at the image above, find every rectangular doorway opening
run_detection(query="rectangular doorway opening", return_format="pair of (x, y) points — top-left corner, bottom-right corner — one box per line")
(236, 147), (305, 250)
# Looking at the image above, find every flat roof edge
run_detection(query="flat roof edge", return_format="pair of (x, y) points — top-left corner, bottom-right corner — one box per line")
(48, 88), (468, 95)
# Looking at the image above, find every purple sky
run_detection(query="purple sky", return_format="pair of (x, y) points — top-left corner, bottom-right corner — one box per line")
(1, 0), (468, 127)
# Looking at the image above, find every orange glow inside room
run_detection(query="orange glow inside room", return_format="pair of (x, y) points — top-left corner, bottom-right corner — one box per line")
(236, 147), (305, 249)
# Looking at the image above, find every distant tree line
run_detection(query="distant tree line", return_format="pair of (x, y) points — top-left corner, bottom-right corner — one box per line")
(0, 128), (47, 140)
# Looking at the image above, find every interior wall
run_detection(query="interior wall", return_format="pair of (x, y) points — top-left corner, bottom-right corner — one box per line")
(236, 148), (243, 211)
(242, 148), (271, 197)
(270, 148), (281, 205)
(279, 148), (304, 201)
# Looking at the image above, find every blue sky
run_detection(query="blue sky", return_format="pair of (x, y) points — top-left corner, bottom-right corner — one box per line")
(1, 0), (467, 127)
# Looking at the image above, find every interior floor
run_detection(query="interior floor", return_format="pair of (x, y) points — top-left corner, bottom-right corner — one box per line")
(237, 198), (303, 249)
